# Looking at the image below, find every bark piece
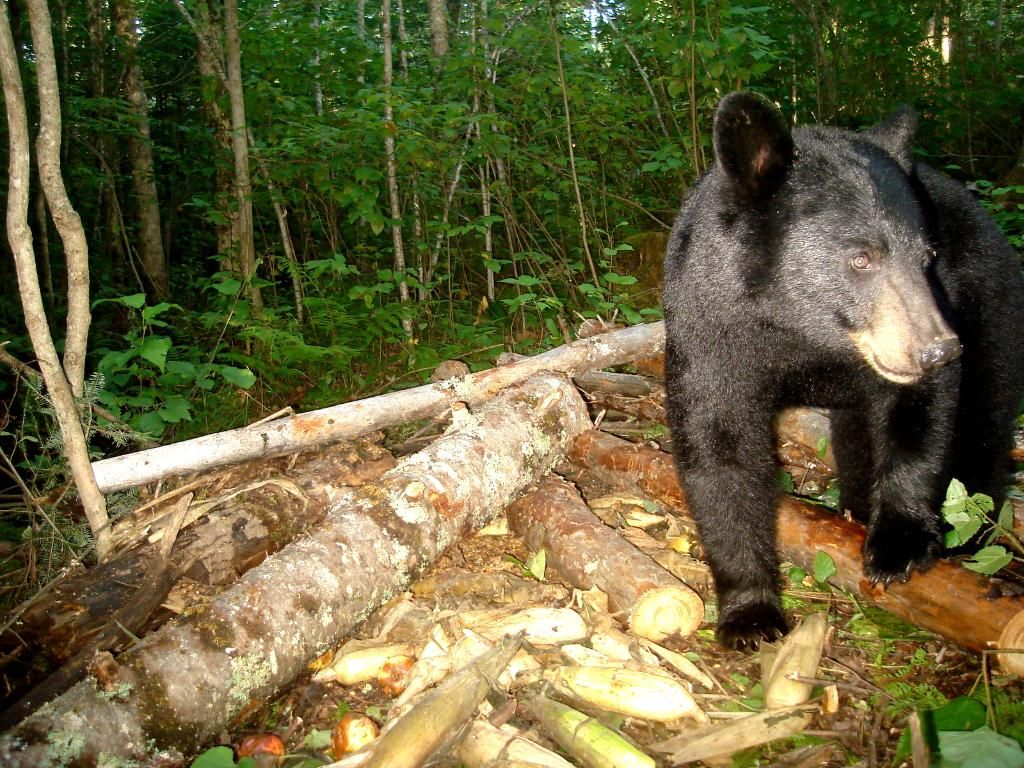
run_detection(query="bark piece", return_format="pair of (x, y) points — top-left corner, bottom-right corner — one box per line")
(569, 430), (1024, 655)
(506, 476), (703, 641)
(91, 321), (664, 492)
(0, 372), (590, 766)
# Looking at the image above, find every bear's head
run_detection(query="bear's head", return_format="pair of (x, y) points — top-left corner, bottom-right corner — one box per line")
(712, 92), (961, 384)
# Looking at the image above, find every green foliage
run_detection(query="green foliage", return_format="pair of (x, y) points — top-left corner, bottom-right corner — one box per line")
(894, 695), (1024, 767)
(974, 182), (1024, 250)
(942, 479), (1021, 576)
(93, 294), (256, 438)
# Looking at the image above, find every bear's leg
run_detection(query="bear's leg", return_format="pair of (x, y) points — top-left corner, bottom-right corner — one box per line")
(862, 376), (958, 585)
(830, 408), (874, 522)
(670, 395), (788, 650)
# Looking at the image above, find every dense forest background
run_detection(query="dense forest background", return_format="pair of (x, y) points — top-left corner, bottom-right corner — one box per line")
(0, 0), (1022, 563)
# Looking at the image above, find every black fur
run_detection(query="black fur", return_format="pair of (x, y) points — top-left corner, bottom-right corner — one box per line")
(663, 92), (1024, 651)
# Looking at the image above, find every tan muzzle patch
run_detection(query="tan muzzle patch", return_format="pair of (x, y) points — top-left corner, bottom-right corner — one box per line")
(849, 275), (959, 384)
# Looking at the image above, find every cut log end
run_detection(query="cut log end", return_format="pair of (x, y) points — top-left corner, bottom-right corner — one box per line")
(628, 585), (704, 642)
(997, 609), (1024, 676)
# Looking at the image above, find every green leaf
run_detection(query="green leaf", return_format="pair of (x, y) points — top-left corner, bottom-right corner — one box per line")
(158, 397), (192, 424)
(945, 478), (968, 506)
(189, 745), (236, 768)
(812, 550), (837, 582)
(997, 501), (1015, 531)
(139, 336), (172, 371)
(962, 546), (1012, 575)
(142, 302), (178, 322)
(602, 272), (637, 286)
(133, 410), (166, 436)
(816, 435), (829, 459)
(525, 548), (546, 582)
(120, 293), (148, 309)
(303, 729), (333, 750)
(212, 278), (242, 296)
(938, 727), (1024, 767)
(219, 366), (257, 389)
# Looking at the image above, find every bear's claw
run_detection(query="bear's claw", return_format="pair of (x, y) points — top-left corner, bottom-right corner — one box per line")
(716, 601), (789, 652)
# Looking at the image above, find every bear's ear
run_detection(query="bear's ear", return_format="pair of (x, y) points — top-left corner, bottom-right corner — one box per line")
(713, 92), (793, 200)
(864, 106), (917, 173)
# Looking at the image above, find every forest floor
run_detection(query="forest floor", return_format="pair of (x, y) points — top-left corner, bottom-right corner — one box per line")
(223, 477), (1024, 768)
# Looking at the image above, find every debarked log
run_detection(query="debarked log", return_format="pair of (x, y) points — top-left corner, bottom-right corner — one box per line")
(506, 476), (703, 641)
(0, 372), (591, 767)
(568, 430), (1024, 657)
(91, 322), (665, 493)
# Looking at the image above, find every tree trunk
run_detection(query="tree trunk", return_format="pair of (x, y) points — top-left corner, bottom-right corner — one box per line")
(381, 0), (413, 335)
(6, 0), (112, 560)
(427, 0), (448, 59)
(223, 0), (261, 313)
(0, 372), (591, 765)
(26, 0), (89, 396)
(90, 321), (665, 493)
(112, 0), (167, 296)
(568, 430), (1024, 656)
(189, 0), (235, 268)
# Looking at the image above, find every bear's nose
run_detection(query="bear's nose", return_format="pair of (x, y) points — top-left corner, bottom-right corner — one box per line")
(919, 336), (962, 372)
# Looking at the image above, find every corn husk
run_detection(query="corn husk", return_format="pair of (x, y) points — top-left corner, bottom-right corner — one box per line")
(460, 606), (589, 645)
(559, 644), (618, 668)
(589, 628), (659, 665)
(523, 693), (655, 768)
(763, 612), (828, 709)
(454, 720), (576, 768)
(542, 665), (707, 723)
(639, 638), (714, 689)
(363, 633), (524, 768)
(313, 643), (416, 684)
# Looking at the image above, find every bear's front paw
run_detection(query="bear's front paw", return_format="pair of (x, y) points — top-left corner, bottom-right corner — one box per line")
(717, 597), (788, 652)
(863, 515), (942, 586)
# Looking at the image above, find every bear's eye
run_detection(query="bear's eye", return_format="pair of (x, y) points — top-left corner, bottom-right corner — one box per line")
(850, 253), (873, 271)
(923, 247), (937, 265)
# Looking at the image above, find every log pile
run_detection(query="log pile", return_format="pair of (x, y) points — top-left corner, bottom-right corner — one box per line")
(2, 320), (1023, 767)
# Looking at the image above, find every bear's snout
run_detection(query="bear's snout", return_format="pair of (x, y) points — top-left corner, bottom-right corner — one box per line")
(919, 335), (962, 372)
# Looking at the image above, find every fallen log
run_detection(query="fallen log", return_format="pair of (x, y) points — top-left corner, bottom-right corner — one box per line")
(92, 321), (665, 493)
(0, 372), (591, 766)
(568, 430), (1024, 657)
(506, 476), (703, 641)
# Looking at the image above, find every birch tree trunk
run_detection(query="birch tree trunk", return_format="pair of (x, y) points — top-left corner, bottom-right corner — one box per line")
(112, 0), (168, 296)
(0, 372), (591, 766)
(6, 0), (112, 561)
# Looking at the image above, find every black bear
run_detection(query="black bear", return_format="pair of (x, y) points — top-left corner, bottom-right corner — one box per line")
(663, 91), (1024, 650)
